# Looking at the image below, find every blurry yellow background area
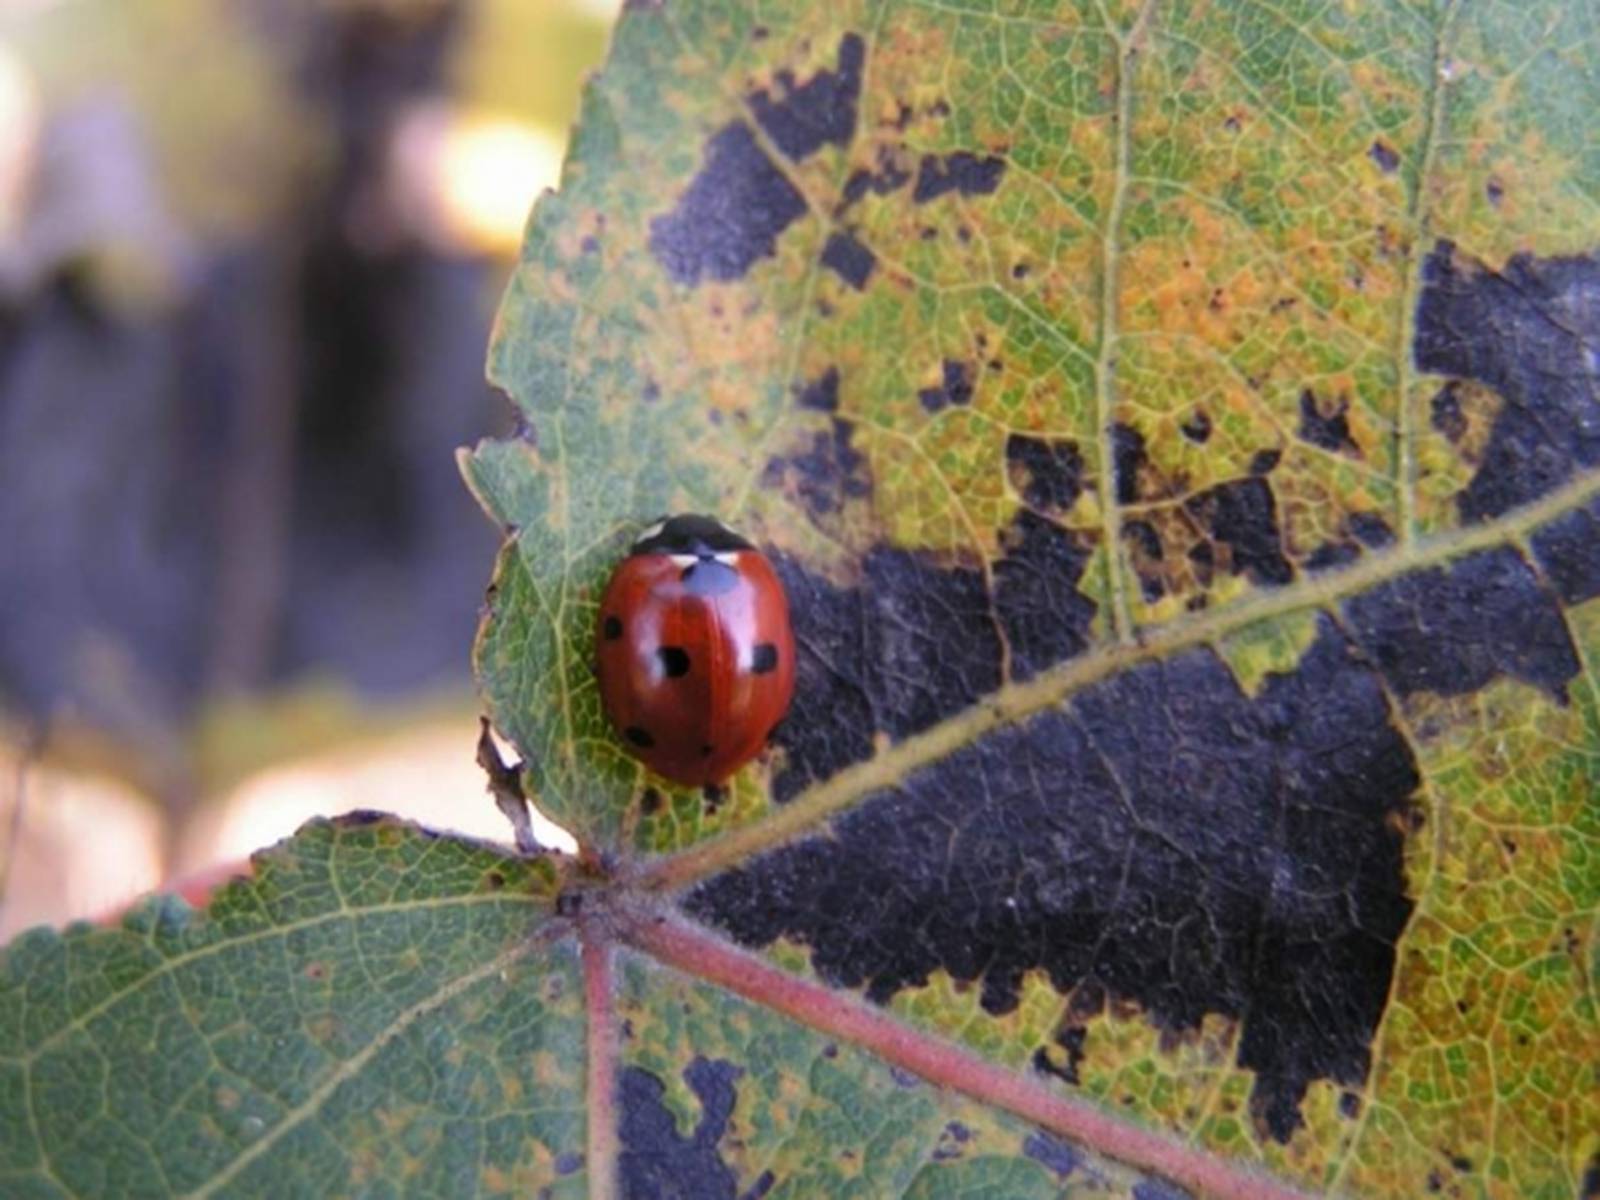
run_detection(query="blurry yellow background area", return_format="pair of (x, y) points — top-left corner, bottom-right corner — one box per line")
(0, 0), (603, 937)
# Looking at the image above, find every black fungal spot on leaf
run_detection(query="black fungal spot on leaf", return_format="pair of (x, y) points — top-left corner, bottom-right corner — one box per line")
(1348, 512), (1395, 549)
(1023, 1132), (1081, 1178)
(1032, 1026), (1087, 1086)
(1111, 422), (1148, 503)
(840, 147), (912, 210)
(1123, 519), (1166, 602)
(1429, 382), (1467, 444)
(1342, 546), (1581, 702)
(994, 511), (1097, 681)
(917, 359), (975, 412)
(820, 229), (876, 289)
(1298, 390), (1361, 456)
(766, 550), (1000, 802)
(1005, 433), (1084, 513)
(913, 151), (1007, 203)
(1133, 1182), (1195, 1200)
(620, 1059), (763, 1200)
(1306, 541), (1360, 573)
(1180, 409), (1212, 444)
(649, 123), (807, 286)
(1581, 1152), (1600, 1200)
(746, 33), (865, 162)
(1184, 478), (1294, 586)
(1368, 139), (1400, 173)
(767, 508), (1096, 800)
(1250, 448), (1283, 475)
(1413, 241), (1600, 522)
(1531, 495), (1600, 604)
(763, 417), (872, 520)
(795, 365), (840, 412)
(688, 617), (1419, 1143)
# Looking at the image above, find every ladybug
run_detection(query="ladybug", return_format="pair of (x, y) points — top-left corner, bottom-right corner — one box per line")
(596, 514), (796, 787)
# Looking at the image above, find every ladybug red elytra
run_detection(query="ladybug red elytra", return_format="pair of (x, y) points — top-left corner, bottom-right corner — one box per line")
(596, 514), (796, 787)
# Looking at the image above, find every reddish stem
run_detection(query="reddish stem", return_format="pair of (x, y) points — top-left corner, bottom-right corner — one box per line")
(624, 911), (1317, 1200)
(582, 931), (620, 1200)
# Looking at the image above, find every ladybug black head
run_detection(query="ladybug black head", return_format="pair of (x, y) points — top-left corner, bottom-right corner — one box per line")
(630, 514), (752, 558)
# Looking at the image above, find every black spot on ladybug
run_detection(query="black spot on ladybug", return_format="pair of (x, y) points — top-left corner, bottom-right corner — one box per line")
(746, 33), (865, 162)
(1180, 409), (1212, 444)
(1368, 139), (1400, 173)
(751, 643), (780, 674)
(1343, 545), (1580, 702)
(1413, 240), (1600, 522)
(1249, 448), (1283, 475)
(1531, 495), (1600, 604)
(1298, 390), (1361, 456)
(795, 366), (840, 412)
(764, 417), (872, 523)
(604, 615), (624, 640)
(681, 559), (742, 596)
(913, 151), (1006, 203)
(625, 726), (655, 748)
(619, 1059), (749, 1200)
(1347, 511), (1395, 549)
(649, 122), (807, 286)
(1183, 477), (1294, 587)
(1005, 433), (1084, 514)
(918, 359), (975, 413)
(1111, 422), (1148, 504)
(700, 744), (715, 757)
(658, 646), (691, 677)
(689, 616), (1419, 1144)
(820, 229), (876, 289)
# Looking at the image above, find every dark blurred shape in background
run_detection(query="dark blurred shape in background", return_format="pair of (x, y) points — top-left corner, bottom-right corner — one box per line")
(0, 0), (609, 930)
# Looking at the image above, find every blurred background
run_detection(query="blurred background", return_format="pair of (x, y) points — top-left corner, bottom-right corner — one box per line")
(0, 0), (607, 936)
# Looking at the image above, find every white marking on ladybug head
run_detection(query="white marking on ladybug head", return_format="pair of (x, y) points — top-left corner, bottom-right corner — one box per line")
(714, 552), (740, 566)
(669, 554), (699, 569)
(638, 519), (666, 542)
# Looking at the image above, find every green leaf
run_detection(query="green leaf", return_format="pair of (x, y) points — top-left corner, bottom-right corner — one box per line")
(1, 817), (580, 1198)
